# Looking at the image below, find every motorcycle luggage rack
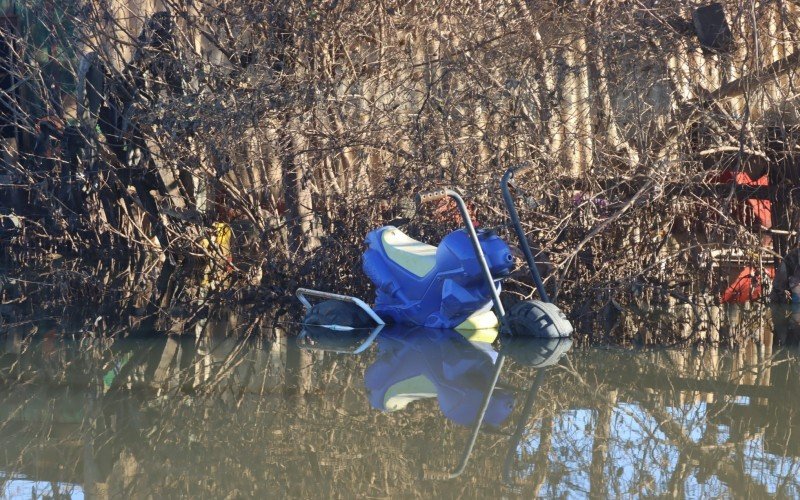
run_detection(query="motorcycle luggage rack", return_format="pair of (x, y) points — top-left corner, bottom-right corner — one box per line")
(295, 288), (385, 354)
(296, 288), (386, 330)
(296, 324), (384, 355)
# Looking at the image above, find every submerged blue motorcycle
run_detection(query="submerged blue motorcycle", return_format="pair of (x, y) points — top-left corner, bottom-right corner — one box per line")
(298, 165), (573, 338)
(363, 224), (513, 330)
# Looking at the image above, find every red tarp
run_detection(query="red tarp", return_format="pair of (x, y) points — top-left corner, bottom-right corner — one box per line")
(714, 171), (773, 303)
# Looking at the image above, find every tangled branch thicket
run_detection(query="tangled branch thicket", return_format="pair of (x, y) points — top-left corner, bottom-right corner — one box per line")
(1, 0), (799, 342)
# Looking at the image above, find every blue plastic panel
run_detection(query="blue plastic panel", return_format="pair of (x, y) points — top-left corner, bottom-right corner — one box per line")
(362, 226), (513, 328)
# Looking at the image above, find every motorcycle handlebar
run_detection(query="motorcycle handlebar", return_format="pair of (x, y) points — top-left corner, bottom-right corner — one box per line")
(415, 188), (450, 206)
(512, 163), (534, 176)
(422, 465), (454, 481)
(507, 162), (534, 179)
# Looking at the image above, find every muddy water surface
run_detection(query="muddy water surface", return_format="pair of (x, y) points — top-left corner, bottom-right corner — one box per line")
(0, 317), (798, 499)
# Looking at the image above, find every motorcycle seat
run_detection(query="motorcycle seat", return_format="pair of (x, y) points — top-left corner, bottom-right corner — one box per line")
(383, 374), (438, 411)
(381, 228), (437, 277)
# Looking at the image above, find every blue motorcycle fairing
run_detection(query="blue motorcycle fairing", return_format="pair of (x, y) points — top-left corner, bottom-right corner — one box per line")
(363, 226), (514, 328)
(364, 327), (514, 427)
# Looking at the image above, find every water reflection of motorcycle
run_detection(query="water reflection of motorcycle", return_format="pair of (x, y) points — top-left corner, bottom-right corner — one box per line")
(423, 336), (573, 481)
(363, 327), (514, 427)
(299, 324), (574, 481)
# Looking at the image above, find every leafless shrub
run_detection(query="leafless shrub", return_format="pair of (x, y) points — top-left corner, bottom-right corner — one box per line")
(1, 0), (799, 343)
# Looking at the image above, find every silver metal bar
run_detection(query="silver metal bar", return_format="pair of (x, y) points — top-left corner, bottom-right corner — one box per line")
(447, 190), (506, 318)
(415, 188), (506, 319)
(296, 324), (385, 354)
(296, 288), (385, 327)
(423, 353), (507, 480)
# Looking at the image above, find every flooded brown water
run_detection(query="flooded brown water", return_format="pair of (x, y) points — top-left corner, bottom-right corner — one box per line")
(0, 316), (798, 499)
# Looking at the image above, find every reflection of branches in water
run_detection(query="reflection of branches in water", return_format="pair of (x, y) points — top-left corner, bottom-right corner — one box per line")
(0, 325), (799, 497)
(548, 345), (800, 497)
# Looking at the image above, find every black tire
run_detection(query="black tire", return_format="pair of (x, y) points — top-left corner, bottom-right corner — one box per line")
(502, 300), (573, 338)
(500, 337), (574, 367)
